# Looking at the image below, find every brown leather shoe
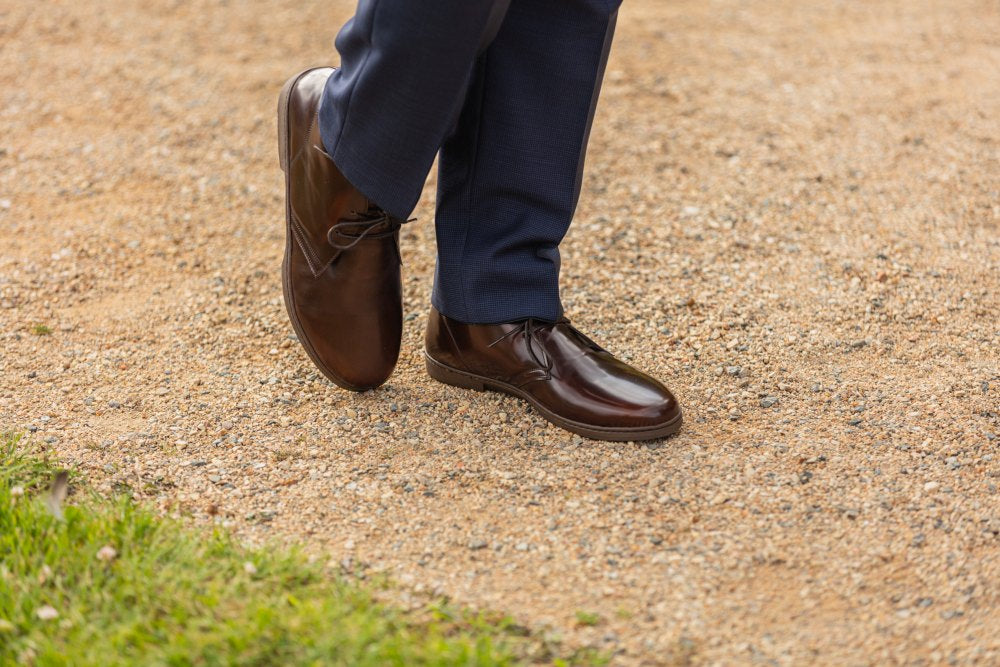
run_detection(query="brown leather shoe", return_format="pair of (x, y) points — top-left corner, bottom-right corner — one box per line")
(277, 67), (404, 391)
(425, 308), (682, 441)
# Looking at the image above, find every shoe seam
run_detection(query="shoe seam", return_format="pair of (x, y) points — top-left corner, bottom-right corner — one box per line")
(290, 210), (327, 277)
(441, 316), (472, 372)
(288, 69), (326, 169)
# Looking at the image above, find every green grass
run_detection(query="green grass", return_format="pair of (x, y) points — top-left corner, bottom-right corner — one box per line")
(31, 324), (52, 336)
(0, 433), (604, 666)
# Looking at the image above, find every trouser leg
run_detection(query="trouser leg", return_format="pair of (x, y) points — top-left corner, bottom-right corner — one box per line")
(432, 0), (619, 323)
(318, 0), (511, 219)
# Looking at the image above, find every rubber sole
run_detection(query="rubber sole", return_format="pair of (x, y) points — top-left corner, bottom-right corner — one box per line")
(277, 68), (374, 393)
(425, 353), (683, 442)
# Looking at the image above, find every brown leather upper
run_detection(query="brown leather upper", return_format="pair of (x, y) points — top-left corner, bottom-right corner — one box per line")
(280, 68), (402, 391)
(426, 308), (681, 430)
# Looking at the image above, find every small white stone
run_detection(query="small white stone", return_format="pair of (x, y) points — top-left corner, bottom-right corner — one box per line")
(36, 605), (59, 621)
(96, 545), (118, 562)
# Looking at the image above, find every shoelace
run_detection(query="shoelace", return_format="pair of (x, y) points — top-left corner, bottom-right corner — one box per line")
(312, 144), (413, 251)
(487, 318), (605, 370)
(326, 209), (413, 251)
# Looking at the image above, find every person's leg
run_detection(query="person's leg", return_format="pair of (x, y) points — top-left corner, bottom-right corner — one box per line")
(432, 0), (619, 324)
(279, 0), (511, 391)
(318, 0), (511, 220)
(423, 0), (682, 441)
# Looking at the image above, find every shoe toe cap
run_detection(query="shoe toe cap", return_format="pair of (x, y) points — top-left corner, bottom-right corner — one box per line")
(617, 379), (681, 428)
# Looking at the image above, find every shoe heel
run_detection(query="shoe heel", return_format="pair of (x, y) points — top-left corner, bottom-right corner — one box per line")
(425, 355), (486, 391)
(277, 69), (314, 173)
(276, 76), (294, 173)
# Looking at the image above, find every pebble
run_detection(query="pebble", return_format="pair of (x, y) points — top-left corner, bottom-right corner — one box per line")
(96, 545), (118, 561)
(760, 396), (779, 408)
(35, 606), (59, 621)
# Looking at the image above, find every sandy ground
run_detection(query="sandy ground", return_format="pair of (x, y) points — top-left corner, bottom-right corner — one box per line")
(2, 0), (999, 663)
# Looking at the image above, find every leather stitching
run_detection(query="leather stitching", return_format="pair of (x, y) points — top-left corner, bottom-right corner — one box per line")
(290, 211), (331, 278)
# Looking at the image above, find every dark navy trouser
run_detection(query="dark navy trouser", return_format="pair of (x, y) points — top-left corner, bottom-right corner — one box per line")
(318, 0), (619, 323)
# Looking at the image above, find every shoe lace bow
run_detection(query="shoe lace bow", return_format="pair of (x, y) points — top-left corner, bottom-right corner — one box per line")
(487, 318), (605, 370)
(312, 144), (413, 251)
(326, 209), (414, 251)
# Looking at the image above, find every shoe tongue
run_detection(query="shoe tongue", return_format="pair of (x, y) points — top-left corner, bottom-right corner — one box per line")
(353, 193), (372, 215)
(342, 205), (382, 221)
(339, 192), (373, 217)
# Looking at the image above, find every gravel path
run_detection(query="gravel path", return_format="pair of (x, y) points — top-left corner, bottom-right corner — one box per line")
(2, 1), (999, 663)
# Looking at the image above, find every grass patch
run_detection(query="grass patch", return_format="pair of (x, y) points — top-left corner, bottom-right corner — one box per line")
(31, 324), (52, 336)
(0, 433), (604, 666)
(613, 607), (633, 621)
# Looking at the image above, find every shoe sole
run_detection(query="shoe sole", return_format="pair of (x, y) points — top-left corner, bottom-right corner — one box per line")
(277, 68), (373, 392)
(425, 353), (683, 442)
